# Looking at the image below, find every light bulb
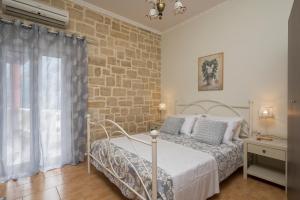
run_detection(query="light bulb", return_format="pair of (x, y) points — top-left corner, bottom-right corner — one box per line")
(146, 7), (159, 19)
(149, 8), (158, 16)
(159, 103), (166, 111)
(174, 1), (183, 9)
(174, 0), (186, 15)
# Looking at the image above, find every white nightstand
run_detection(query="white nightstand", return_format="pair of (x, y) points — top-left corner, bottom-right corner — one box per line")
(149, 121), (163, 131)
(243, 137), (287, 190)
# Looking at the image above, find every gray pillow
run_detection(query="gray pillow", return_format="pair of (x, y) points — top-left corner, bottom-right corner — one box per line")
(160, 117), (185, 135)
(192, 118), (227, 145)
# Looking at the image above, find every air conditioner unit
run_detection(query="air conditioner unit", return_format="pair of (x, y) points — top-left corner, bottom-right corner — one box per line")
(2, 0), (69, 28)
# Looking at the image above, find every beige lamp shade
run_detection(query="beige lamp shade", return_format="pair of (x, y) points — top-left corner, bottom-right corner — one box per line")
(159, 103), (166, 111)
(259, 107), (274, 119)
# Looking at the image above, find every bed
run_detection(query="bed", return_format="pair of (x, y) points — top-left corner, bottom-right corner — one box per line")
(86, 100), (253, 200)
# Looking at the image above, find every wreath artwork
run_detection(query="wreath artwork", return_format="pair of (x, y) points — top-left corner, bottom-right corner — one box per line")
(198, 53), (223, 91)
(201, 59), (218, 83)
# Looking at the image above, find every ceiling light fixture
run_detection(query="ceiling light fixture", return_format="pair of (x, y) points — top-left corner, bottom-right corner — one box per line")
(146, 0), (186, 20)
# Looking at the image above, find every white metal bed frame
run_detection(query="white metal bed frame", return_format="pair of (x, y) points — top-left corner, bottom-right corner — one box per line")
(86, 99), (253, 200)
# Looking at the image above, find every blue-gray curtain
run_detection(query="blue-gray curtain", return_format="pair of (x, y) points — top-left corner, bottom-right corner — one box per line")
(0, 21), (88, 182)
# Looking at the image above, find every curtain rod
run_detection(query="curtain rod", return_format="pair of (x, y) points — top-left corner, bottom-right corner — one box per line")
(0, 17), (86, 41)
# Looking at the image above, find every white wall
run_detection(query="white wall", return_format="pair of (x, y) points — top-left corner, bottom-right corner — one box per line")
(161, 0), (294, 138)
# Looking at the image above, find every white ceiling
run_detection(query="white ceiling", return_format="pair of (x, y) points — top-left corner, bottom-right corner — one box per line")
(78, 0), (227, 33)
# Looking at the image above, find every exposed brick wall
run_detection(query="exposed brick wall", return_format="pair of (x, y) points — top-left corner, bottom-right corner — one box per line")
(0, 0), (161, 137)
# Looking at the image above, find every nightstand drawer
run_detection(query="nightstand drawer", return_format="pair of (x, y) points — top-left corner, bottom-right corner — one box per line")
(248, 144), (286, 161)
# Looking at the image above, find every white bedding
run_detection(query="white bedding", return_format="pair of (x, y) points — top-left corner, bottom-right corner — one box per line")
(110, 133), (220, 200)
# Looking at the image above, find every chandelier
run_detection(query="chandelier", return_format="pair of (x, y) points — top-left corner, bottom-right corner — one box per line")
(146, 0), (186, 20)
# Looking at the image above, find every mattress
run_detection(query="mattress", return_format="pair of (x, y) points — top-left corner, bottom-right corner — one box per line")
(91, 132), (243, 200)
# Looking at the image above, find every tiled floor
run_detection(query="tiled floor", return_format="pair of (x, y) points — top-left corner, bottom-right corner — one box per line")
(0, 163), (286, 200)
(209, 169), (286, 200)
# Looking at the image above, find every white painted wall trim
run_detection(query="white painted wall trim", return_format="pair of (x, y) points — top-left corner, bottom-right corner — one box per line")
(72, 0), (161, 35)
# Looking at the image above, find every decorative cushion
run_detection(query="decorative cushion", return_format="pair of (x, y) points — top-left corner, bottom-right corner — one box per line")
(206, 115), (243, 144)
(192, 118), (227, 145)
(160, 117), (185, 135)
(174, 114), (197, 135)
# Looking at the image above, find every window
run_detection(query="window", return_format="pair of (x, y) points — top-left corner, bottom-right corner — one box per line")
(39, 56), (63, 169)
(5, 60), (31, 166)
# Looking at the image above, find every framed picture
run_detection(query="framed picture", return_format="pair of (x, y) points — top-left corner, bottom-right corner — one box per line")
(198, 52), (224, 91)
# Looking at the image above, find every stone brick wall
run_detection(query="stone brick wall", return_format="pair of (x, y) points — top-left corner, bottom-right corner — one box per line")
(0, 0), (161, 137)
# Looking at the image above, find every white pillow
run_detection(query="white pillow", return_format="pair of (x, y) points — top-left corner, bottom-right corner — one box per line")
(173, 114), (197, 135)
(232, 123), (242, 140)
(204, 115), (242, 144)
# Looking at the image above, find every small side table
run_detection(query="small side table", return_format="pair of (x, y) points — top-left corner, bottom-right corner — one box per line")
(243, 137), (287, 190)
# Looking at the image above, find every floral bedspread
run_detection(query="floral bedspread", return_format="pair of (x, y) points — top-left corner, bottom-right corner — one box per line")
(91, 133), (243, 199)
(91, 139), (173, 200)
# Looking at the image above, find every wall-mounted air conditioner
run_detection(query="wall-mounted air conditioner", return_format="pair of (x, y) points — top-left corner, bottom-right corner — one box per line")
(2, 0), (69, 28)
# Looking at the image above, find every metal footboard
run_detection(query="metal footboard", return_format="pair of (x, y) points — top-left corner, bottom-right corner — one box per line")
(86, 114), (158, 200)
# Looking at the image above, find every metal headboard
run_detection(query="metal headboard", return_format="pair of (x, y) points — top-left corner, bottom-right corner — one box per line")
(175, 99), (254, 138)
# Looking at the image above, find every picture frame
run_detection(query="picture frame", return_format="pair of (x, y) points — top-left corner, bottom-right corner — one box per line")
(198, 52), (224, 91)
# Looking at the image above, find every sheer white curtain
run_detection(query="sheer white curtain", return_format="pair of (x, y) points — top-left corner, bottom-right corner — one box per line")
(0, 21), (88, 182)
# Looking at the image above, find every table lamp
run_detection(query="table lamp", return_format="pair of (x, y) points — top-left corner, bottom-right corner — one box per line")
(159, 103), (166, 121)
(258, 106), (274, 136)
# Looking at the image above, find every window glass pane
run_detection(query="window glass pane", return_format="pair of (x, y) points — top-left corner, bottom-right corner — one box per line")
(5, 60), (31, 165)
(40, 56), (62, 167)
